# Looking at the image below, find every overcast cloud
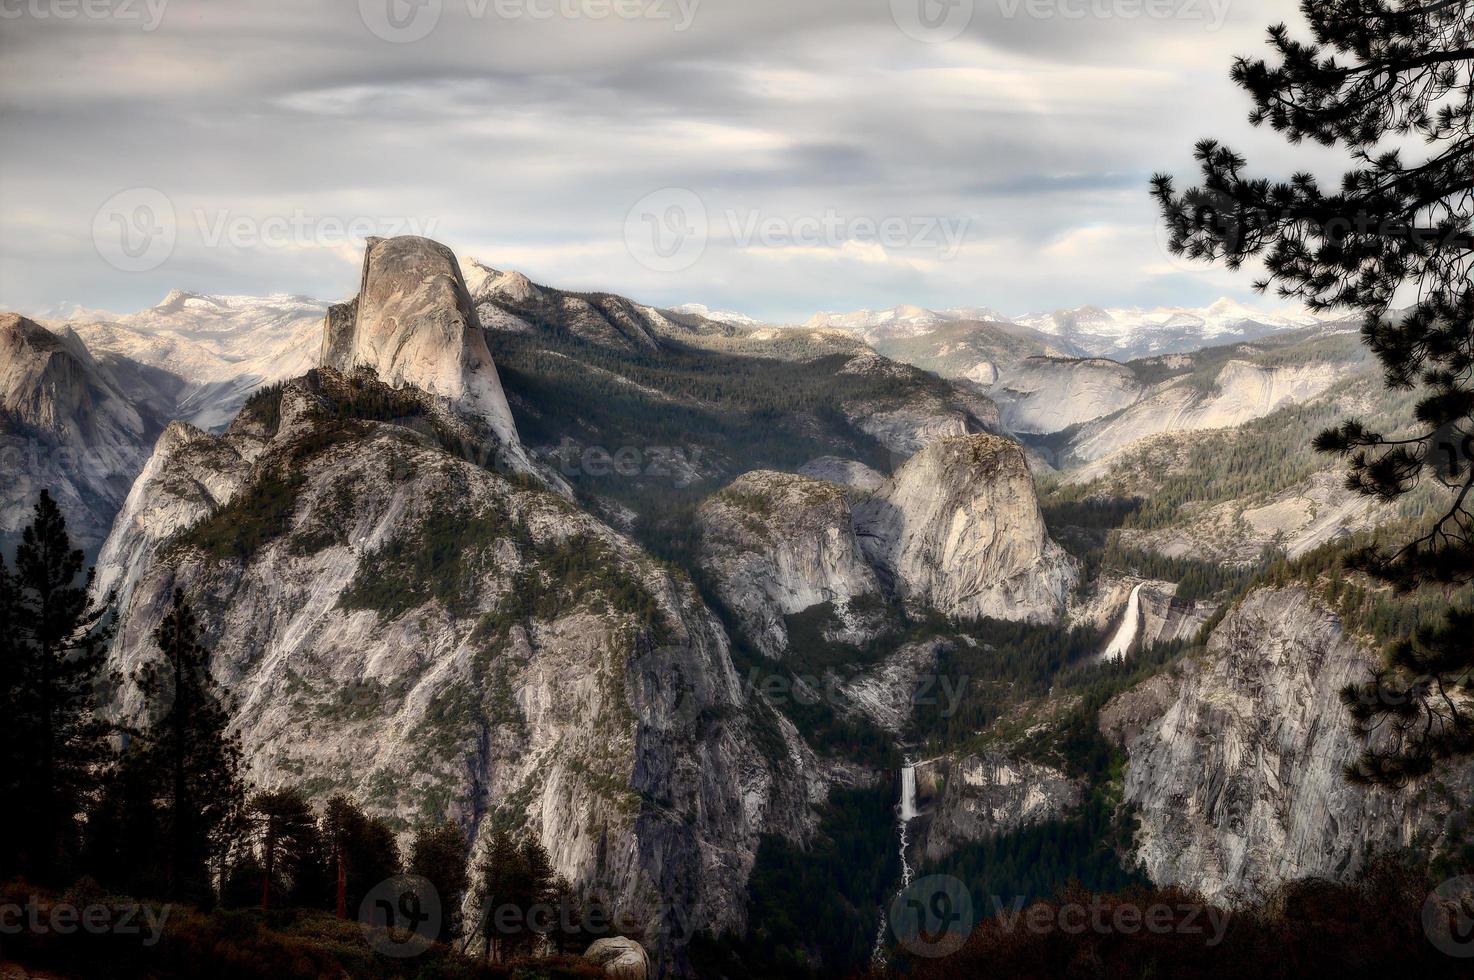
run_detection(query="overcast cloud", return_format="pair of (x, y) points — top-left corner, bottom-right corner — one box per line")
(0, 0), (1359, 321)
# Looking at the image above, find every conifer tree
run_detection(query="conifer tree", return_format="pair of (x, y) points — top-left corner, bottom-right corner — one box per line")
(5, 490), (114, 881)
(131, 590), (246, 904)
(1154, 0), (1473, 781)
(409, 821), (470, 943)
(244, 788), (326, 910)
(322, 793), (401, 918)
(473, 828), (555, 961)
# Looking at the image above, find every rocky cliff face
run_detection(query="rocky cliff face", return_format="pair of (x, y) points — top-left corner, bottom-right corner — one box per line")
(990, 357), (1143, 434)
(97, 370), (821, 947)
(1104, 586), (1473, 906)
(697, 470), (881, 657)
(322, 237), (523, 454)
(1067, 360), (1349, 463)
(854, 434), (1076, 622)
(916, 752), (1082, 861)
(1, 313), (164, 555)
(1069, 575), (1216, 662)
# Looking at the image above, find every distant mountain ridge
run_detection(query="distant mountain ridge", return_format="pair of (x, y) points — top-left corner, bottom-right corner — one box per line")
(674, 297), (1354, 363)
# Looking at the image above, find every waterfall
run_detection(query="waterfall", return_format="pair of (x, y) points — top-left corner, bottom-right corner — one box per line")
(899, 761), (918, 823)
(1098, 582), (1144, 663)
(872, 755), (920, 966)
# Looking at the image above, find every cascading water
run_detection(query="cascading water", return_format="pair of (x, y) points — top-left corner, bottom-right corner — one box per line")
(871, 755), (919, 967)
(1098, 582), (1144, 663)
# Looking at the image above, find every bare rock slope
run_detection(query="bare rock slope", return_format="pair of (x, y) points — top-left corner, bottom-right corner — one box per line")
(1105, 586), (1473, 905)
(854, 433), (1076, 622)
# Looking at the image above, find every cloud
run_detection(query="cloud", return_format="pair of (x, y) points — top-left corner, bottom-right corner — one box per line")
(0, 0), (1359, 320)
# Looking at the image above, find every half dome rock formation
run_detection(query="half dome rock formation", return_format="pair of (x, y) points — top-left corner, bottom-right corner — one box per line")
(1, 313), (163, 555)
(854, 433), (1076, 622)
(321, 236), (523, 454)
(697, 470), (882, 657)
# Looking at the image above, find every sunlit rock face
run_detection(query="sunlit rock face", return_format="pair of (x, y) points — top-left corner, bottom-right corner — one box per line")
(697, 469), (882, 657)
(854, 433), (1076, 622)
(96, 371), (825, 951)
(321, 236), (523, 454)
(1106, 585), (1474, 906)
(0, 312), (163, 556)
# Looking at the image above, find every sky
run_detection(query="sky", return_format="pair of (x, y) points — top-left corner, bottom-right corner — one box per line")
(0, 0), (1360, 323)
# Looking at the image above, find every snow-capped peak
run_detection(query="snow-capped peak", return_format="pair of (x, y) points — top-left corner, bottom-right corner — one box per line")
(671, 303), (765, 328)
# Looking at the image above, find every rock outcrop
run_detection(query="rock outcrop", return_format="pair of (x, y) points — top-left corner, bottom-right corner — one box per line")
(796, 456), (885, 495)
(322, 236), (523, 454)
(1, 313), (165, 555)
(990, 356), (1142, 434)
(585, 936), (650, 978)
(698, 470), (881, 657)
(917, 752), (1083, 861)
(97, 370), (821, 949)
(1107, 586), (1473, 906)
(853, 434), (1076, 622)
(1067, 359), (1351, 463)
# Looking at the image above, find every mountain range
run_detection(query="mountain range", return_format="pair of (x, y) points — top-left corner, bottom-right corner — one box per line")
(3, 237), (1465, 977)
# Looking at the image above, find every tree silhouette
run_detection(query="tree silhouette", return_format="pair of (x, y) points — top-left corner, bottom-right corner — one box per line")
(409, 821), (470, 943)
(3, 490), (114, 881)
(1154, 0), (1473, 782)
(322, 793), (400, 918)
(131, 590), (246, 904)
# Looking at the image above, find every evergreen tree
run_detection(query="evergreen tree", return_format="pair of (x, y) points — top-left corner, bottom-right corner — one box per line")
(243, 788), (326, 910)
(5, 490), (114, 881)
(130, 590), (246, 905)
(322, 794), (401, 918)
(81, 740), (162, 896)
(546, 875), (585, 956)
(409, 821), (470, 944)
(1153, 0), (1474, 781)
(473, 828), (555, 962)
(0, 552), (24, 877)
